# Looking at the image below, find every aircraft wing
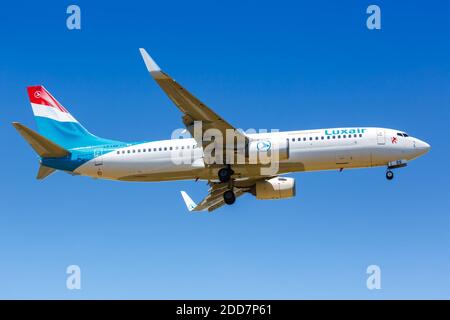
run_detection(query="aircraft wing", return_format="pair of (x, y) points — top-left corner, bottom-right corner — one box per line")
(180, 176), (273, 212)
(180, 183), (247, 212)
(139, 49), (248, 152)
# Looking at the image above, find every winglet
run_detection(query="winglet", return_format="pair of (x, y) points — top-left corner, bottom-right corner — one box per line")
(139, 48), (162, 75)
(180, 191), (197, 212)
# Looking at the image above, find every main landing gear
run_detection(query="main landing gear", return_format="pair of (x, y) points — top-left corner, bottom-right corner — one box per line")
(218, 165), (234, 183)
(386, 170), (394, 180)
(223, 190), (236, 205)
(218, 165), (236, 205)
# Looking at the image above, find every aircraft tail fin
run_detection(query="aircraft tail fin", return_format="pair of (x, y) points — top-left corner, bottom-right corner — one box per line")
(12, 122), (70, 158)
(26, 85), (121, 149)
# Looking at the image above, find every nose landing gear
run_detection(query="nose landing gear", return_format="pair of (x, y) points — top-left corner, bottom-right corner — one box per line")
(386, 170), (394, 180)
(385, 160), (407, 180)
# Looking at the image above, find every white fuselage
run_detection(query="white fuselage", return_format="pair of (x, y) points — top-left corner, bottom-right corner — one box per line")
(74, 127), (430, 182)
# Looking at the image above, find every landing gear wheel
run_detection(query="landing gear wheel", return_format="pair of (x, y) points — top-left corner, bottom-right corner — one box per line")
(386, 170), (394, 180)
(218, 166), (234, 183)
(223, 190), (236, 205)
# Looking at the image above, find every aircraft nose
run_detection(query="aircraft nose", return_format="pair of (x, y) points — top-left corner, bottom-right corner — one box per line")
(415, 139), (431, 154)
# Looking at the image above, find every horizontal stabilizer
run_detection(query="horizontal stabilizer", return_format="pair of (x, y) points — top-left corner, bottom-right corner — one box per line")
(36, 164), (56, 180)
(12, 122), (70, 158)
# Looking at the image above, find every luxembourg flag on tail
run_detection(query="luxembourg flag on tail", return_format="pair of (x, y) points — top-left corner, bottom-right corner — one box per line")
(27, 85), (78, 123)
(26, 85), (121, 149)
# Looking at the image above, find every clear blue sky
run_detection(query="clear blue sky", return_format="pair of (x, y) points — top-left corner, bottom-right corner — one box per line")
(1, 0), (449, 299)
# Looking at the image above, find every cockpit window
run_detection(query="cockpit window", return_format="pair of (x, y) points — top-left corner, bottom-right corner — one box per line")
(403, 133), (409, 137)
(397, 132), (409, 137)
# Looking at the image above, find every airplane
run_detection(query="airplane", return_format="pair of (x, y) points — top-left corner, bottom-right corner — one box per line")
(13, 48), (431, 212)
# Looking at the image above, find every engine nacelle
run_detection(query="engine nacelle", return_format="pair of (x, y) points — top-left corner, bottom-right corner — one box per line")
(246, 138), (289, 162)
(255, 177), (296, 200)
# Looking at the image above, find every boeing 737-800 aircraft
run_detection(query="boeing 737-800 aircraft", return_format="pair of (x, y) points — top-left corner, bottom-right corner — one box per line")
(13, 49), (430, 212)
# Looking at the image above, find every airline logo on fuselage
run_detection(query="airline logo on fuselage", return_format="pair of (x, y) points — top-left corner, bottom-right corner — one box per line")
(324, 128), (367, 136)
(257, 140), (272, 152)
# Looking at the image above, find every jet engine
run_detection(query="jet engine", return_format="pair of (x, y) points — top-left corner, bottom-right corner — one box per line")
(254, 177), (296, 200)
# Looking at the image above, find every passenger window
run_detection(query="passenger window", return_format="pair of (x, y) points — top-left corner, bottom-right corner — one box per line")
(159, 148), (162, 151)
(321, 136), (324, 140)
(327, 136), (330, 139)
(309, 137), (312, 141)
(138, 149), (141, 152)
(315, 137), (318, 140)
(292, 138), (295, 142)
(303, 137), (306, 141)
(359, 134), (362, 137)
(343, 135), (346, 138)
(116, 151), (120, 154)
(127, 150), (130, 153)
(132, 150), (135, 153)
(338, 135), (341, 139)
(153, 148), (156, 152)
(164, 147), (167, 151)
(332, 136), (336, 139)
(354, 134), (357, 138)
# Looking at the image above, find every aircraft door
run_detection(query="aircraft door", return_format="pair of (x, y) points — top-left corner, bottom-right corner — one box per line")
(94, 148), (103, 166)
(376, 129), (385, 145)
